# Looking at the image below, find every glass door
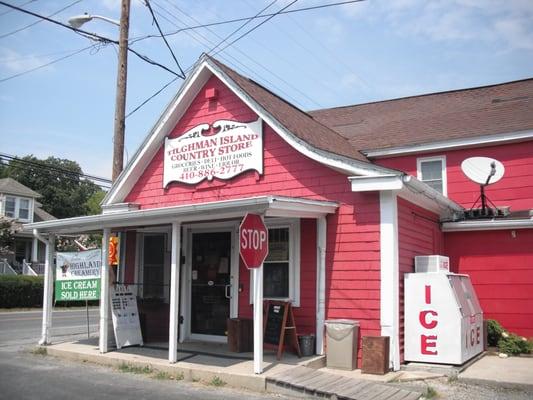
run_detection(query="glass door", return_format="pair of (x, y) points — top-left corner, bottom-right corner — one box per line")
(190, 231), (231, 338)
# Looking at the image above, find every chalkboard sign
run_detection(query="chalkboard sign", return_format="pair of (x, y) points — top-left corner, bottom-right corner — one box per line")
(264, 302), (286, 345)
(263, 300), (301, 360)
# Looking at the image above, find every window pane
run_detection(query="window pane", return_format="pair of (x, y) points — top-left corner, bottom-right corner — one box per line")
(5, 197), (15, 218)
(143, 235), (165, 298)
(421, 160), (442, 181)
(425, 179), (443, 193)
(264, 262), (289, 298)
(266, 227), (289, 262)
(18, 199), (29, 220)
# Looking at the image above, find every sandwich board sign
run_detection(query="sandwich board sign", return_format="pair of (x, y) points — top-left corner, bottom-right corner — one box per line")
(110, 284), (143, 349)
(55, 249), (101, 301)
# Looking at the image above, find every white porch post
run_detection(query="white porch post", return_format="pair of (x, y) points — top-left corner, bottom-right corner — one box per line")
(169, 221), (181, 363)
(31, 237), (39, 262)
(316, 216), (327, 355)
(253, 265), (263, 374)
(39, 233), (54, 345)
(99, 228), (111, 353)
(379, 191), (400, 371)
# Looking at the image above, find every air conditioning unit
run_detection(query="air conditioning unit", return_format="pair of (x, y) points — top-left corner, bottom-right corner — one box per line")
(415, 255), (450, 273)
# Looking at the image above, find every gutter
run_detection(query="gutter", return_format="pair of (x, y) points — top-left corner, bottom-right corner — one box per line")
(442, 218), (533, 232)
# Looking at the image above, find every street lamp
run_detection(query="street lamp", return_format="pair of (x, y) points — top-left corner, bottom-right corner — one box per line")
(68, 0), (131, 182)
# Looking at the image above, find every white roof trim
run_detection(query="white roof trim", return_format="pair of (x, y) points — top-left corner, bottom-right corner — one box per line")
(442, 218), (533, 232)
(103, 56), (396, 206)
(349, 174), (463, 218)
(363, 129), (533, 158)
(24, 195), (338, 234)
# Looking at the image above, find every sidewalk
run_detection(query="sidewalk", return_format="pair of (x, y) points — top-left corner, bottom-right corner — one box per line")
(458, 354), (533, 391)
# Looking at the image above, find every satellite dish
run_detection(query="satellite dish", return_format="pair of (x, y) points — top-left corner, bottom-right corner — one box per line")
(461, 157), (505, 185)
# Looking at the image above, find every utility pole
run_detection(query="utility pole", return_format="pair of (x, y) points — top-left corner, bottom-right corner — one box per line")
(112, 0), (130, 182)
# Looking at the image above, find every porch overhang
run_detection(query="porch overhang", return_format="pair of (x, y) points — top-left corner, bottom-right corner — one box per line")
(24, 195), (339, 234)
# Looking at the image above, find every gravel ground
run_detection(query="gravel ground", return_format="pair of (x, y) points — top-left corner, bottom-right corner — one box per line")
(396, 377), (533, 400)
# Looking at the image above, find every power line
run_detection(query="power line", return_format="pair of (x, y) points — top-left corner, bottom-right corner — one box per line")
(0, 0), (182, 78)
(0, 0), (35, 17)
(143, 0), (185, 78)
(125, 76), (179, 118)
(129, 0), (366, 44)
(0, 0), (81, 39)
(0, 44), (97, 83)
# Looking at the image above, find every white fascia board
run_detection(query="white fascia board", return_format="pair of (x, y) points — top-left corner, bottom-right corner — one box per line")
(102, 61), (212, 206)
(349, 175), (403, 191)
(442, 218), (533, 232)
(363, 129), (533, 158)
(25, 195), (338, 234)
(205, 61), (394, 178)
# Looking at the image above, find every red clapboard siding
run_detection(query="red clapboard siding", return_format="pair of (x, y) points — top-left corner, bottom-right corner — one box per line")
(445, 229), (533, 337)
(397, 198), (443, 363)
(375, 141), (533, 211)
(125, 75), (382, 347)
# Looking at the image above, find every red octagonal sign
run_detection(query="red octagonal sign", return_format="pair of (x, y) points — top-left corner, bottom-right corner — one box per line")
(239, 213), (269, 269)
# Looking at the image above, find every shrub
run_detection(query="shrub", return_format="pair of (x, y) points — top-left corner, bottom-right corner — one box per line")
(498, 333), (533, 356)
(486, 319), (504, 347)
(0, 275), (43, 308)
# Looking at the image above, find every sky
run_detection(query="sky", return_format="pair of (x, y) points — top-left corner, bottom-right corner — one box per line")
(1, 0), (532, 181)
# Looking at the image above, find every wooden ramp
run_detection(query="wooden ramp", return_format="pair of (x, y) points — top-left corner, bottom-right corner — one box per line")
(266, 366), (421, 400)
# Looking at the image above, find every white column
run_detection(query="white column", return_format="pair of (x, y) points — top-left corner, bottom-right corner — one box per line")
(253, 265), (263, 374)
(31, 237), (39, 262)
(99, 228), (111, 353)
(316, 216), (327, 355)
(168, 221), (181, 363)
(39, 233), (54, 345)
(379, 191), (400, 371)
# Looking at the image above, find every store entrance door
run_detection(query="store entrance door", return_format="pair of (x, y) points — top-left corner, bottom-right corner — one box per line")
(190, 231), (232, 340)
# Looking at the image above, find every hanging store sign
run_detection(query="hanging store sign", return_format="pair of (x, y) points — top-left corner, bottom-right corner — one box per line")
(55, 249), (101, 301)
(163, 118), (263, 186)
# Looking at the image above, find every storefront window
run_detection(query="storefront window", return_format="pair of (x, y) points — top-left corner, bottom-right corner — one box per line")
(142, 234), (166, 299)
(264, 228), (290, 298)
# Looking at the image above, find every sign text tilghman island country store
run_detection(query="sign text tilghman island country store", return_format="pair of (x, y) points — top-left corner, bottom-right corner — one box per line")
(55, 249), (101, 301)
(163, 118), (263, 186)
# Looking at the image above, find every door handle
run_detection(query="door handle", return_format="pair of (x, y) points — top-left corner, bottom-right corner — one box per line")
(225, 284), (231, 299)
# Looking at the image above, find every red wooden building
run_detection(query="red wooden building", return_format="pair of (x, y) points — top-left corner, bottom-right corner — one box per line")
(27, 56), (533, 371)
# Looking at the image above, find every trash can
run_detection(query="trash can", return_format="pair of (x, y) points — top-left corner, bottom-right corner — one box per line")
(298, 334), (315, 356)
(325, 319), (359, 370)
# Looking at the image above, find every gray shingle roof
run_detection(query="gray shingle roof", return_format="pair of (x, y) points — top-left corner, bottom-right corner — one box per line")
(0, 178), (41, 198)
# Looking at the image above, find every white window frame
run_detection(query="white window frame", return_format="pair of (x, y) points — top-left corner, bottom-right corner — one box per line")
(250, 218), (300, 307)
(3, 195), (33, 222)
(417, 155), (447, 196)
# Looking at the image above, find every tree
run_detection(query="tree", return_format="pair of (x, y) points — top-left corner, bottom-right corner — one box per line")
(85, 190), (107, 215)
(3, 155), (102, 219)
(0, 217), (17, 257)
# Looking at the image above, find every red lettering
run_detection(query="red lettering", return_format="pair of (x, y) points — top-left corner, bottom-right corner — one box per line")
(476, 326), (481, 345)
(419, 310), (438, 329)
(421, 335), (438, 355)
(425, 285), (431, 304)
(470, 328), (475, 346)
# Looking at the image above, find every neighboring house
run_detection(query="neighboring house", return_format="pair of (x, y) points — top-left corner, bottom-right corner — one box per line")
(26, 55), (533, 370)
(0, 178), (55, 271)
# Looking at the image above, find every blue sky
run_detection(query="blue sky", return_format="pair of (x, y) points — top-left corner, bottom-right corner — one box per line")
(1, 0), (532, 180)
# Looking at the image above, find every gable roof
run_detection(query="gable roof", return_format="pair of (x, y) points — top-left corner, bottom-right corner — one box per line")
(103, 55), (395, 206)
(309, 78), (533, 155)
(0, 178), (41, 198)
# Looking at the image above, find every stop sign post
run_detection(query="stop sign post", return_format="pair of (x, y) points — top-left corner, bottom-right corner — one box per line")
(239, 213), (269, 269)
(239, 213), (268, 374)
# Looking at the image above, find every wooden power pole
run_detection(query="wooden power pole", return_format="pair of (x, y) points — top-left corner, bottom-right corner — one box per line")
(112, 0), (130, 182)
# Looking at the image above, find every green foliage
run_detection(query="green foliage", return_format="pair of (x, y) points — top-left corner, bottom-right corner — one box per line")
(0, 275), (43, 308)
(3, 155), (101, 219)
(209, 376), (226, 387)
(31, 346), (47, 356)
(117, 363), (153, 374)
(498, 333), (533, 355)
(423, 386), (438, 399)
(487, 319), (504, 347)
(85, 190), (106, 215)
(0, 218), (16, 256)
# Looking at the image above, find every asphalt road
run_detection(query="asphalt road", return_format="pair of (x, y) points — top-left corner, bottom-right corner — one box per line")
(0, 309), (294, 400)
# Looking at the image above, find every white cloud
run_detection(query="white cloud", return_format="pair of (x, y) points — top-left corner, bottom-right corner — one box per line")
(314, 16), (345, 44)
(0, 48), (53, 73)
(494, 17), (533, 50)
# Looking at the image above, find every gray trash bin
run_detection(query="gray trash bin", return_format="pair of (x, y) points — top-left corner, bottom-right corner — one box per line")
(325, 319), (359, 370)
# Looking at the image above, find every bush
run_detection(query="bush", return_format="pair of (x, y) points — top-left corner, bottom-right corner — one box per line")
(498, 333), (533, 356)
(486, 319), (504, 347)
(0, 275), (44, 308)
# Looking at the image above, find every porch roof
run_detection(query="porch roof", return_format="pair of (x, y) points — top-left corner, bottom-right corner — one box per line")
(23, 195), (338, 234)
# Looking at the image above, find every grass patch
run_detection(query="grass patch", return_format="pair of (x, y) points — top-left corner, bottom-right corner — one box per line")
(423, 386), (438, 399)
(31, 346), (47, 356)
(117, 363), (153, 375)
(447, 374), (458, 383)
(209, 376), (226, 387)
(152, 371), (184, 381)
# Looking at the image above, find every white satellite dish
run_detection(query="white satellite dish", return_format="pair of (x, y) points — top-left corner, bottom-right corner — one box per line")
(461, 157), (505, 185)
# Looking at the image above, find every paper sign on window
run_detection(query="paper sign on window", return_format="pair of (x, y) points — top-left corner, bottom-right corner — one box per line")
(163, 118), (263, 186)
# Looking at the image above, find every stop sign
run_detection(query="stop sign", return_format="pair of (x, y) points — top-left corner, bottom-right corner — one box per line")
(239, 213), (269, 269)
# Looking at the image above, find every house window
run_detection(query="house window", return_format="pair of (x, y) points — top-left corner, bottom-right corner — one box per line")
(3, 196), (31, 221)
(417, 156), (447, 196)
(142, 234), (166, 299)
(251, 219), (300, 306)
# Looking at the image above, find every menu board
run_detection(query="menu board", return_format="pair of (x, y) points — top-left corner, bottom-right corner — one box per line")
(110, 284), (143, 349)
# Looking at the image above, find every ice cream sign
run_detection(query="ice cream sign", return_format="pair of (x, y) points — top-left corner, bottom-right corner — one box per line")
(163, 118), (263, 186)
(55, 249), (101, 301)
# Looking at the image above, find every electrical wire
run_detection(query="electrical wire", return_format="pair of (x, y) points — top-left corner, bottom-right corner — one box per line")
(0, 0), (82, 39)
(143, 0), (185, 78)
(125, 76), (179, 118)
(0, 0), (35, 17)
